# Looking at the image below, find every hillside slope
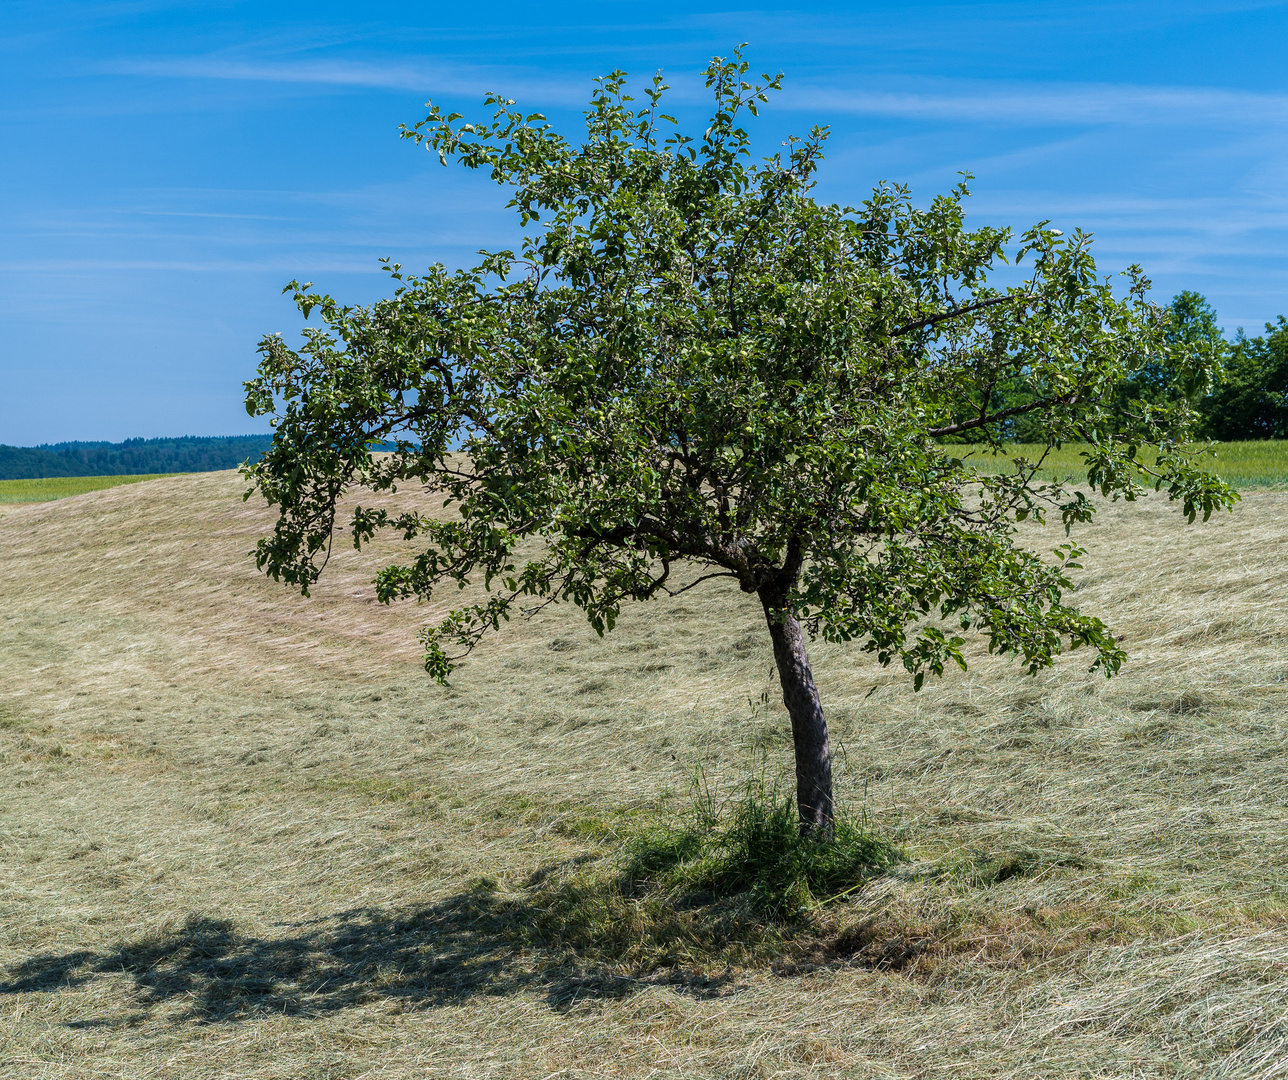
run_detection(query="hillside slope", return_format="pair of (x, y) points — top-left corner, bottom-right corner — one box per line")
(1, 473), (1287, 1078)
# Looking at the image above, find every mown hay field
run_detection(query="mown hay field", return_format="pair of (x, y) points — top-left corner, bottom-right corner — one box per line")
(1, 470), (1287, 1078)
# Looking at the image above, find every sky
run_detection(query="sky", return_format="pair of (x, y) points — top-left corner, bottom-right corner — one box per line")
(2, 1), (1286, 445)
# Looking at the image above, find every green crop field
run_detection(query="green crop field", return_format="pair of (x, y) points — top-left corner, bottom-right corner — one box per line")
(960, 439), (1288, 489)
(2, 471), (1288, 1077)
(0, 473), (176, 504)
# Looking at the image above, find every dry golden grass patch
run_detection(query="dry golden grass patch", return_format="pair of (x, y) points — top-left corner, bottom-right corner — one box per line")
(1, 473), (1288, 1077)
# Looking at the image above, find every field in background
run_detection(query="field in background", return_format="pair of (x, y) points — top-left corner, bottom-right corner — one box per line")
(0, 474), (173, 504)
(962, 439), (1288, 488)
(3, 443), (1286, 506)
(1, 473), (1287, 1078)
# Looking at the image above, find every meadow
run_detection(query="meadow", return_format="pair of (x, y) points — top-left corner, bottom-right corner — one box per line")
(1, 469), (1287, 1078)
(0, 475), (172, 504)
(1, 442), (1284, 508)
(959, 440), (1288, 489)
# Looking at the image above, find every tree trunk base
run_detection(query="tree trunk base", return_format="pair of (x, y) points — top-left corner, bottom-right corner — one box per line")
(759, 592), (834, 839)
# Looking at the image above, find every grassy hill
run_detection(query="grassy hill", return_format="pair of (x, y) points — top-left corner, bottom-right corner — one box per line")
(1, 472), (1286, 1077)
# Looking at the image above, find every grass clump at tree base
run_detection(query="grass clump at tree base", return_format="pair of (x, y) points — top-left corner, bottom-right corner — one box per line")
(623, 773), (902, 919)
(508, 773), (902, 974)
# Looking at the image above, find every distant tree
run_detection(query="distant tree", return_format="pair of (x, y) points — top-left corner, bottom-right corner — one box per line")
(1166, 292), (1226, 359)
(997, 291), (1228, 443)
(1126, 290), (1227, 403)
(1199, 317), (1288, 440)
(243, 51), (1235, 838)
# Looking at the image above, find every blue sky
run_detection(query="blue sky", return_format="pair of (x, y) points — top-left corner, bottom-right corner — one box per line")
(2, 1), (1286, 444)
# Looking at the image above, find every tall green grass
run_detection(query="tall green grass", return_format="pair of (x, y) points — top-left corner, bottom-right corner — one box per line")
(505, 771), (902, 972)
(621, 771), (901, 918)
(0, 474), (174, 504)
(958, 441), (1288, 489)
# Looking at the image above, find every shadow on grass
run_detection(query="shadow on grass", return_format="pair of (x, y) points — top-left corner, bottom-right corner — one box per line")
(0, 875), (751, 1023)
(2, 788), (906, 1024)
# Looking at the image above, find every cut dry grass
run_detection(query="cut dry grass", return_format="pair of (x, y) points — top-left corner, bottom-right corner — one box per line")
(1, 472), (1288, 1077)
(0, 473), (175, 504)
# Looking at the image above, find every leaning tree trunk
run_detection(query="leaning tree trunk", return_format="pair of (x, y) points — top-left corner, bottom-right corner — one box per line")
(759, 590), (834, 840)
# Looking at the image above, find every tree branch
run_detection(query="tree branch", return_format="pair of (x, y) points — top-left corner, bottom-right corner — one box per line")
(663, 570), (740, 597)
(927, 393), (1079, 438)
(889, 294), (1022, 338)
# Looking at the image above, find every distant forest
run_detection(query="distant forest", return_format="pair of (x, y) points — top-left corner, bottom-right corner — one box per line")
(0, 435), (276, 481)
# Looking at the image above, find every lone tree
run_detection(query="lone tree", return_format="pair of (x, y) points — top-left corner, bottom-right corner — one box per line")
(244, 51), (1235, 838)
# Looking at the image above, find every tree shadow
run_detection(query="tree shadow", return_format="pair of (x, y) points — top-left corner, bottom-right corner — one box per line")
(0, 878), (738, 1024)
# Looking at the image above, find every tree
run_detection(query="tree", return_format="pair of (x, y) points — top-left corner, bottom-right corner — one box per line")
(1121, 291), (1227, 407)
(1199, 316), (1288, 440)
(997, 290), (1226, 443)
(243, 50), (1236, 839)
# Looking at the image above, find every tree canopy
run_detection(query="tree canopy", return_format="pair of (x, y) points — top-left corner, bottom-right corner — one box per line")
(1059, 291), (1288, 442)
(1121, 290), (1227, 409)
(243, 50), (1236, 835)
(1199, 316), (1288, 440)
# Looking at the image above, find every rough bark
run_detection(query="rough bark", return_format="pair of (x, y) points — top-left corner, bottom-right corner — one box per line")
(759, 590), (834, 839)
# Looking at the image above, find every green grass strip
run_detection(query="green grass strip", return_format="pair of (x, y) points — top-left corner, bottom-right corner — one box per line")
(956, 440), (1288, 489)
(0, 474), (177, 504)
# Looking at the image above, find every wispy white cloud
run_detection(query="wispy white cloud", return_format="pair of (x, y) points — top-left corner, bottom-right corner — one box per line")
(0, 258), (387, 274)
(102, 52), (1288, 132)
(785, 80), (1288, 127)
(132, 209), (295, 221)
(683, 0), (1288, 49)
(969, 191), (1288, 220)
(102, 55), (593, 105)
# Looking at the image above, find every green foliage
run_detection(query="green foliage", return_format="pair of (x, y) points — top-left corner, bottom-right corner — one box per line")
(244, 48), (1236, 694)
(996, 291), (1227, 443)
(623, 772), (901, 918)
(1166, 293), (1227, 378)
(1199, 317), (1288, 440)
(1146, 290), (1226, 403)
(1089, 291), (1288, 443)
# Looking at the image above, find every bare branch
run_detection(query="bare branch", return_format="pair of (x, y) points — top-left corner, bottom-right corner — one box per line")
(663, 570), (740, 597)
(889, 294), (1022, 338)
(927, 393), (1079, 438)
